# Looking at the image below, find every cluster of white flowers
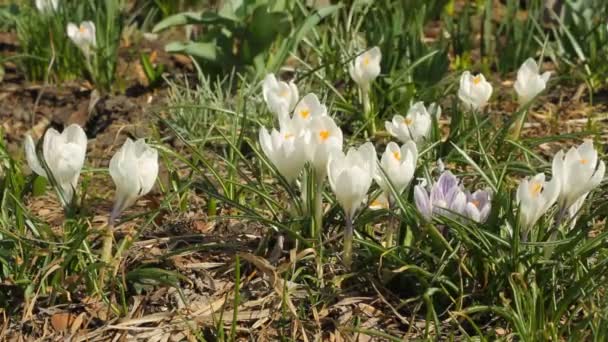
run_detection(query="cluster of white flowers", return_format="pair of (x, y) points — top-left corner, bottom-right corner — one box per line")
(261, 71), (423, 224)
(517, 140), (605, 233)
(457, 58), (551, 111)
(259, 47), (604, 254)
(25, 125), (158, 223)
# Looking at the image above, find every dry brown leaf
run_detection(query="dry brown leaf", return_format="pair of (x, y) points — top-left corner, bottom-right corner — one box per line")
(51, 312), (77, 332)
(69, 312), (87, 334)
(357, 303), (381, 317)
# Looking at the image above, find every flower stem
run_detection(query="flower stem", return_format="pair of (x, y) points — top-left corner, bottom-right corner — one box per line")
(544, 206), (567, 258)
(509, 109), (528, 141)
(207, 198), (217, 217)
(362, 89), (375, 137)
(385, 208), (397, 247)
(99, 222), (114, 286)
(343, 215), (354, 269)
(314, 177), (323, 239)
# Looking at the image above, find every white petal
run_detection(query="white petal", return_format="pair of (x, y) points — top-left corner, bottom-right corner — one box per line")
(67, 23), (78, 40)
(24, 135), (46, 177)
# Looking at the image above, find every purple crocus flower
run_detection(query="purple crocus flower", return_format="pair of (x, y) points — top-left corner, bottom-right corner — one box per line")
(414, 171), (467, 220)
(464, 189), (492, 223)
(414, 171), (492, 223)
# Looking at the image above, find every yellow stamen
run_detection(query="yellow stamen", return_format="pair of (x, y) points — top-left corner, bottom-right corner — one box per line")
(79, 25), (86, 33)
(319, 130), (330, 141)
(471, 200), (480, 208)
(363, 55), (370, 66)
(530, 182), (542, 197)
(279, 89), (289, 97)
(393, 151), (401, 160)
(299, 109), (310, 119)
(371, 199), (387, 209)
(284, 133), (294, 139)
(472, 75), (482, 85)
(404, 117), (413, 125)
(580, 159), (588, 164)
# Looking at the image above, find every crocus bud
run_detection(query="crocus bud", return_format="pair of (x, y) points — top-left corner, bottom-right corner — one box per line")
(67, 21), (97, 57)
(551, 140), (605, 211)
(24, 124), (88, 204)
(109, 138), (158, 222)
(327, 142), (376, 220)
(262, 73), (299, 121)
(385, 102), (437, 143)
(516, 173), (560, 231)
(458, 71), (493, 111)
(375, 141), (417, 197)
(36, 0), (59, 12)
(303, 116), (343, 179)
(514, 58), (551, 105)
(349, 47), (381, 91)
(259, 118), (307, 184)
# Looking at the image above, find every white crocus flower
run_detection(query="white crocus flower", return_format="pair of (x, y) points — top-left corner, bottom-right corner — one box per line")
(552, 140), (605, 211)
(262, 73), (299, 121)
(292, 93), (327, 126)
(327, 142), (376, 220)
(458, 71), (493, 111)
(24, 124), (87, 204)
(109, 138), (159, 221)
(375, 141), (417, 197)
(67, 21), (97, 57)
(304, 116), (343, 179)
(514, 58), (551, 105)
(259, 118), (307, 184)
(36, 0), (59, 12)
(385, 102), (437, 143)
(349, 47), (381, 91)
(328, 142), (376, 268)
(516, 173), (560, 231)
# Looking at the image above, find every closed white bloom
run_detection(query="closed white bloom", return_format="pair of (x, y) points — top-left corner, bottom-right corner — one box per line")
(516, 173), (560, 230)
(67, 21), (96, 57)
(327, 142), (376, 219)
(375, 141), (417, 196)
(36, 0), (59, 12)
(552, 140), (605, 210)
(262, 73), (299, 120)
(514, 58), (551, 105)
(24, 124), (87, 204)
(385, 102), (436, 143)
(292, 93), (327, 126)
(349, 47), (381, 90)
(429, 103), (442, 120)
(303, 116), (343, 178)
(458, 71), (493, 111)
(259, 118), (307, 183)
(109, 138), (158, 220)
